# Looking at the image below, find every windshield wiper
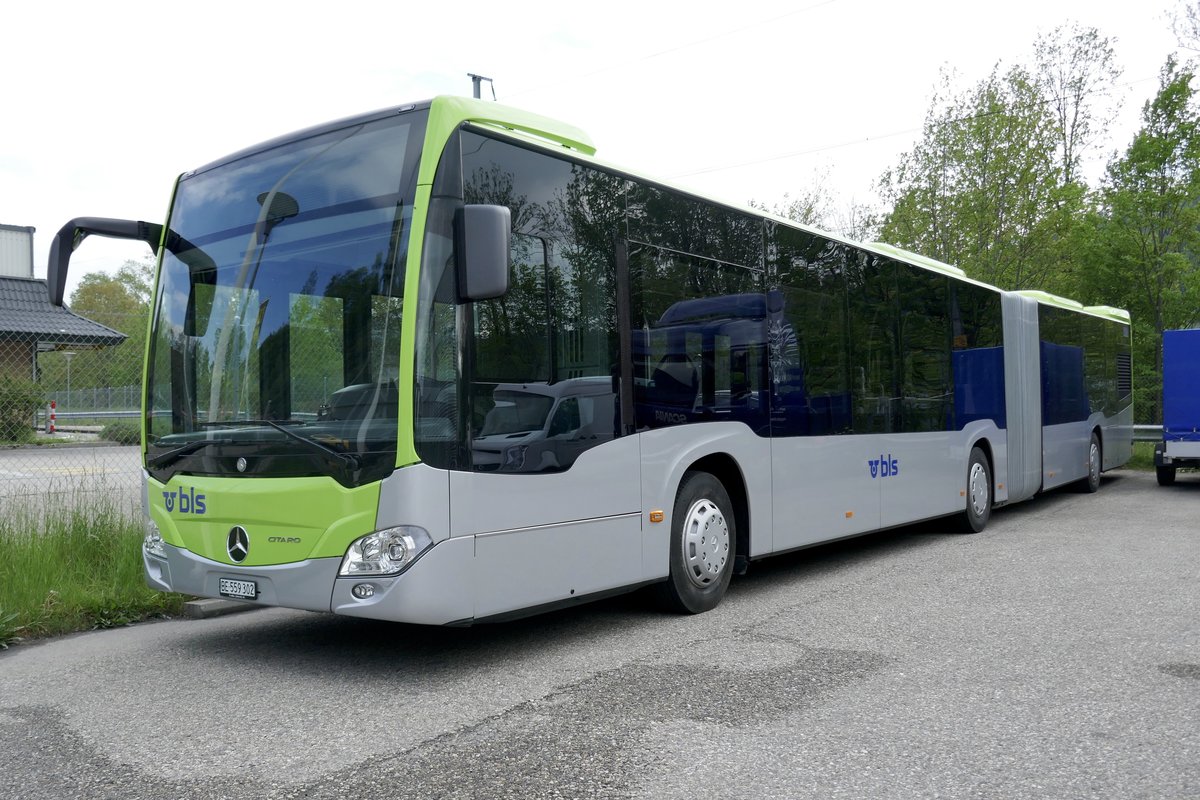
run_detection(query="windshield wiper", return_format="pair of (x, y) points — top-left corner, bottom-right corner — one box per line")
(199, 419), (360, 473)
(147, 437), (234, 469)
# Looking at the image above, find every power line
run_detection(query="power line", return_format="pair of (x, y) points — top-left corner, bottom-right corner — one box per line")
(670, 125), (922, 179)
(503, 0), (843, 101)
(669, 73), (1161, 180)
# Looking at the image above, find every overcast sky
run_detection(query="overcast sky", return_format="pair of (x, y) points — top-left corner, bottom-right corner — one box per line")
(0, 1), (1185, 300)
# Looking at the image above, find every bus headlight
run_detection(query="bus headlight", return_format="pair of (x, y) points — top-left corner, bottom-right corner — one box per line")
(339, 526), (433, 577)
(144, 520), (166, 559)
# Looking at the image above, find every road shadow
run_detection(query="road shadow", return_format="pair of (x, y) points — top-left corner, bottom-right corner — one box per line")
(1150, 471), (1200, 489)
(165, 470), (1143, 670)
(174, 523), (978, 670)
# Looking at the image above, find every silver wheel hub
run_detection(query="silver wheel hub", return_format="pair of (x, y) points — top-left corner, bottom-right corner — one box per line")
(681, 498), (730, 589)
(968, 462), (989, 517)
(1089, 442), (1100, 482)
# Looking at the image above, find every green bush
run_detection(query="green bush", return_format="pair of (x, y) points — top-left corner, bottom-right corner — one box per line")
(101, 420), (141, 445)
(0, 376), (44, 444)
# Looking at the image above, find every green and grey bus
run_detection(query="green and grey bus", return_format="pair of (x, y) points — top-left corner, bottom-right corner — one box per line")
(47, 96), (1132, 624)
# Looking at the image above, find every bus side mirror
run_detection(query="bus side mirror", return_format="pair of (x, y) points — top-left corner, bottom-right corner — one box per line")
(47, 217), (162, 307)
(456, 204), (511, 302)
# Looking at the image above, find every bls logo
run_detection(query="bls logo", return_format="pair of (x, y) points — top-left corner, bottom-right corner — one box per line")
(163, 486), (207, 514)
(868, 454), (900, 479)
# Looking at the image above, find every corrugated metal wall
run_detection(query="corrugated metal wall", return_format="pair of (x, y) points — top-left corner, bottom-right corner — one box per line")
(0, 225), (35, 278)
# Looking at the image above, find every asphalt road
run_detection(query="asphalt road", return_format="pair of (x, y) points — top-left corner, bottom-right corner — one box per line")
(1, 469), (1197, 799)
(0, 444), (141, 509)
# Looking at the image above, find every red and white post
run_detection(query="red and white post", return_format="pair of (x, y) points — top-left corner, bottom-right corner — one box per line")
(46, 400), (56, 434)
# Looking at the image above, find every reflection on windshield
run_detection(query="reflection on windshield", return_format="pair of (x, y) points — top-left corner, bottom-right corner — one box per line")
(480, 392), (555, 436)
(144, 109), (426, 487)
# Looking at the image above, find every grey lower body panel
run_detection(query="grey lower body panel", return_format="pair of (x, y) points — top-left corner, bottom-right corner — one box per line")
(146, 545), (341, 613)
(146, 515), (645, 626)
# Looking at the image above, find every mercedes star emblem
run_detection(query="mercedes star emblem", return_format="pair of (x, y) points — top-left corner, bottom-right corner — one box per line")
(227, 526), (250, 563)
(236, 457), (248, 473)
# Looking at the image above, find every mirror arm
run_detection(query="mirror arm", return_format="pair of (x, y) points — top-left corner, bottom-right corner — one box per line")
(47, 217), (162, 306)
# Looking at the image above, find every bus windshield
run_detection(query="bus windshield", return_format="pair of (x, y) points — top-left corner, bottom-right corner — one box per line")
(144, 109), (427, 487)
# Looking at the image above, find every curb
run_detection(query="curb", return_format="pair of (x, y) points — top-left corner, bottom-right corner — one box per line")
(182, 598), (262, 620)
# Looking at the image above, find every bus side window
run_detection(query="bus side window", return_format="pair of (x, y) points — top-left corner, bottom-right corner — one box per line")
(629, 237), (766, 433)
(456, 131), (625, 472)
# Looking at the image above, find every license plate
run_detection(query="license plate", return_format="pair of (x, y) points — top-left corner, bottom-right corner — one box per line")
(218, 578), (258, 600)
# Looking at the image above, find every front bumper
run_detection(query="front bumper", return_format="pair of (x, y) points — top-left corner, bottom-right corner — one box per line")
(144, 535), (477, 625)
(145, 544), (340, 612)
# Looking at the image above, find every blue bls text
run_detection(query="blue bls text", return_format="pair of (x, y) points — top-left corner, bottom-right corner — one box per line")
(163, 487), (206, 514)
(868, 455), (899, 479)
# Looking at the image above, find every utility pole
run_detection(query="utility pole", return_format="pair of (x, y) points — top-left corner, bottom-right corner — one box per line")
(467, 73), (495, 100)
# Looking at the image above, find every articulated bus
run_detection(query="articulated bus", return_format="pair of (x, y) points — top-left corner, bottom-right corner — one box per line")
(47, 96), (1132, 624)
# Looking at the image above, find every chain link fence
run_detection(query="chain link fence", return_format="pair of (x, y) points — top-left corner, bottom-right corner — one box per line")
(1, 313), (145, 513)
(3, 294), (400, 513)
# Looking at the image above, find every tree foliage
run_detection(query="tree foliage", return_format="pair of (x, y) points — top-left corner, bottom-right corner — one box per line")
(877, 63), (1062, 290)
(831, 201), (882, 244)
(1175, 1), (1200, 52)
(866, 25), (1199, 424)
(1033, 23), (1123, 187)
(71, 258), (154, 317)
(39, 258), (154, 398)
(876, 26), (1120, 295)
(1081, 57), (1200, 422)
(750, 167), (837, 229)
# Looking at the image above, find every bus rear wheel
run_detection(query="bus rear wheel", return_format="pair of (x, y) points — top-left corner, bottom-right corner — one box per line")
(959, 447), (991, 534)
(658, 471), (735, 614)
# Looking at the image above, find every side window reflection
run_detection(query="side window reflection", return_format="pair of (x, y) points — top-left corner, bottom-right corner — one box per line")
(459, 133), (623, 473)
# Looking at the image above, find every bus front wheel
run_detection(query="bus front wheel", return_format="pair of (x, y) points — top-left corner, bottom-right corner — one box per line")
(658, 471), (735, 614)
(959, 447), (991, 534)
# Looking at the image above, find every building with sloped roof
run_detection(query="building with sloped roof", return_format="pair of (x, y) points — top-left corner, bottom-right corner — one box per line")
(0, 225), (128, 379)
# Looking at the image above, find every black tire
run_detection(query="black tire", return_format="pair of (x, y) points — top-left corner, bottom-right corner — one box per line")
(658, 471), (735, 614)
(1157, 463), (1177, 486)
(1080, 432), (1101, 493)
(958, 447), (991, 534)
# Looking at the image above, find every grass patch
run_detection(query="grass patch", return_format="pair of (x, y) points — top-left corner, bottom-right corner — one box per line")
(1123, 441), (1157, 471)
(0, 500), (186, 648)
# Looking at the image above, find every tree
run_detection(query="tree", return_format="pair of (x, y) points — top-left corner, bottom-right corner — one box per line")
(1033, 23), (1123, 187)
(1174, 2), (1200, 52)
(1024, 25), (1124, 299)
(39, 258), (155, 401)
(876, 63), (1063, 291)
(69, 258), (154, 327)
(875, 26), (1124, 295)
(832, 200), (882, 244)
(1082, 57), (1200, 423)
(749, 167), (837, 229)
